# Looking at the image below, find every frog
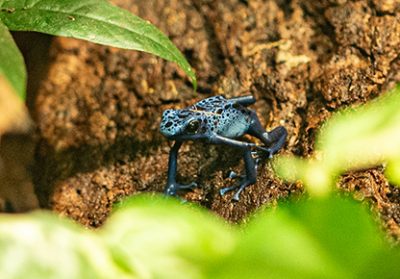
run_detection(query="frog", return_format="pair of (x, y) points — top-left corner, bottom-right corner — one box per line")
(159, 95), (287, 201)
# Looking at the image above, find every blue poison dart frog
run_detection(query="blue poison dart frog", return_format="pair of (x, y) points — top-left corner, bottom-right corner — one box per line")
(160, 95), (287, 201)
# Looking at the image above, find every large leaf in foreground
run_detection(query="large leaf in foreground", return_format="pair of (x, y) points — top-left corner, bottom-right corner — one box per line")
(102, 196), (236, 279)
(0, 213), (129, 279)
(0, 0), (196, 88)
(212, 197), (399, 279)
(0, 195), (399, 278)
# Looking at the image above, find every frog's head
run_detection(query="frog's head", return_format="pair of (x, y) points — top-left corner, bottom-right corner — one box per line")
(160, 109), (202, 140)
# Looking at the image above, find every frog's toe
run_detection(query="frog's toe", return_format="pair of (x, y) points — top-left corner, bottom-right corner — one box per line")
(179, 181), (198, 190)
(231, 182), (252, 201)
(228, 170), (238, 179)
(219, 184), (243, 201)
(164, 186), (177, 196)
(219, 185), (239, 196)
(164, 182), (197, 196)
(220, 179), (254, 201)
(254, 146), (273, 158)
(226, 170), (244, 179)
(232, 188), (245, 202)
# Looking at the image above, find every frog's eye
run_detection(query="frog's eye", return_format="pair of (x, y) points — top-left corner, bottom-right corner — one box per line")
(185, 119), (200, 134)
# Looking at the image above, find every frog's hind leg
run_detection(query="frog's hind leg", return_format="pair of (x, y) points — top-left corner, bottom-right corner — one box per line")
(247, 112), (287, 157)
(220, 149), (256, 201)
(227, 154), (262, 179)
(229, 95), (256, 107)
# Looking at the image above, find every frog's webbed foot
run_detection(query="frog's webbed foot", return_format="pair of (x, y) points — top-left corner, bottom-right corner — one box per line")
(220, 149), (256, 201)
(164, 181), (197, 196)
(222, 171), (253, 201)
(226, 170), (243, 180)
(219, 178), (255, 202)
(226, 152), (264, 181)
(253, 146), (273, 159)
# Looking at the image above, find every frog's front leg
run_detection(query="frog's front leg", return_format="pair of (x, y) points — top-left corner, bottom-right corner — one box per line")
(208, 134), (266, 151)
(164, 141), (197, 196)
(220, 149), (257, 201)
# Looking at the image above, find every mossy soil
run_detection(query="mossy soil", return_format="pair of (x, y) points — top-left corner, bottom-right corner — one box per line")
(1, 0), (400, 239)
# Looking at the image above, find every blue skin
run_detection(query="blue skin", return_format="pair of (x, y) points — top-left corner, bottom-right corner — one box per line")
(160, 95), (287, 201)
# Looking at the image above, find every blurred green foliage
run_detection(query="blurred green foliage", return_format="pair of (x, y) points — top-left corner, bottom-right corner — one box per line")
(103, 197), (236, 279)
(274, 84), (400, 196)
(0, 195), (399, 279)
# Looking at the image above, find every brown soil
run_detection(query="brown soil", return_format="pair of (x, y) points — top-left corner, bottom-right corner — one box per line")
(1, 0), (400, 239)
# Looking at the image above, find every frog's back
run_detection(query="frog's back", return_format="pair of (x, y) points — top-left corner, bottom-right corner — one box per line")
(190, 95), (226, 112)
(191, 95), (252, 138)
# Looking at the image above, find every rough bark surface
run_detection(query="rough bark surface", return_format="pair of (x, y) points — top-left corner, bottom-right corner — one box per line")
(3, 0), (399, 238)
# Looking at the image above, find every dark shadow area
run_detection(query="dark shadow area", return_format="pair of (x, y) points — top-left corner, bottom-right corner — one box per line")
(0, 32), (52, 212)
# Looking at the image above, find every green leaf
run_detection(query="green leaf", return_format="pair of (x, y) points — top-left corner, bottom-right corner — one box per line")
(0, 195), (399, 278)
(0, 212), (130, 279)
(0, 0), (197, 89)
(103, 195), (236, 279)
(386, 156), (400, 185)
(211, 196), (398, 279)
(318, 84), (400, 171)
(0, 20), (26, 99)
(273, 156), (333, 197)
